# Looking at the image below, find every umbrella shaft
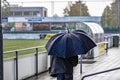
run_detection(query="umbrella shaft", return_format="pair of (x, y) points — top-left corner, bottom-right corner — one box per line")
(80, 55), (82, 74)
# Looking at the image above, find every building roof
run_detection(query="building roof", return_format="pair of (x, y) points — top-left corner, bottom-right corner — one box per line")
(3, 16), (101, 23)
(10, 7), (47, 11)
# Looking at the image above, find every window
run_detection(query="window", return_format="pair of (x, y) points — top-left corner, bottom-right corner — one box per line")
(33, 11), (39, 16)
(10, 12), (13, 16)
(14, 11), (22, 16)
(24, 11), (31, 16)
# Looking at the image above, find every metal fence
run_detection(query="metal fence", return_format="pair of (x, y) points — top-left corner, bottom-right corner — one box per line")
(4, 46), (47, 80)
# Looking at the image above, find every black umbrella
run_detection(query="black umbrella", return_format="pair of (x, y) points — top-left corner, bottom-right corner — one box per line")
(45, 30), (96, 58)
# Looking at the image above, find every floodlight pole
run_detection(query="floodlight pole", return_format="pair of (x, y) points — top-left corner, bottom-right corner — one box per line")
(51, 1), (54, 16)
(0, 0), (3, 80)
(79, 0), (81, 16)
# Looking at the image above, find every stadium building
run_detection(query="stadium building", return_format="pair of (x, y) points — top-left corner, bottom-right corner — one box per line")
(9, 5), (47, 17)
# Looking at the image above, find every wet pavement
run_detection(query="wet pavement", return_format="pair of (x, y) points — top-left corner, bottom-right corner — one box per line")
(26, 47), (120, 80)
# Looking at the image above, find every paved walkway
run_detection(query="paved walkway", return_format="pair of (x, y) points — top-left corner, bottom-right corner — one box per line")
(26, 47), (120, 80)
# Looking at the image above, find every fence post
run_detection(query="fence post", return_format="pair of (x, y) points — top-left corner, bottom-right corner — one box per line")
(0, 0), (3, 80)
(15, 51), (18, 80)
(35, 48), (38, 77)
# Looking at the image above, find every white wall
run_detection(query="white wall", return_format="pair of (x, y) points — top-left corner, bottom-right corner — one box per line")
(3, 33), (40, 39)
(4, 53), (48, 80)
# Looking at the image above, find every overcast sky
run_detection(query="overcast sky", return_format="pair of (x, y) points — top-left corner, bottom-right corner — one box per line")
(7, 0), (113, 16)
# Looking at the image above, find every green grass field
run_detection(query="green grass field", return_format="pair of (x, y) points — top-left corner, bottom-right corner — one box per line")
(3, 39), (48, 58)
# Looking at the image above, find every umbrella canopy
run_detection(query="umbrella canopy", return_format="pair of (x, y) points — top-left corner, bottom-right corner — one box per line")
(45, 30), (96, 58)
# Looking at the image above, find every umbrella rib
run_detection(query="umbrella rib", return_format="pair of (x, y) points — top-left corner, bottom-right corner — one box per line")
(46, 33), (64, 53)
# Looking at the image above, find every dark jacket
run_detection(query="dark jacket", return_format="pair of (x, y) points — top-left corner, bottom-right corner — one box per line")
(50, 56), (73, 75)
